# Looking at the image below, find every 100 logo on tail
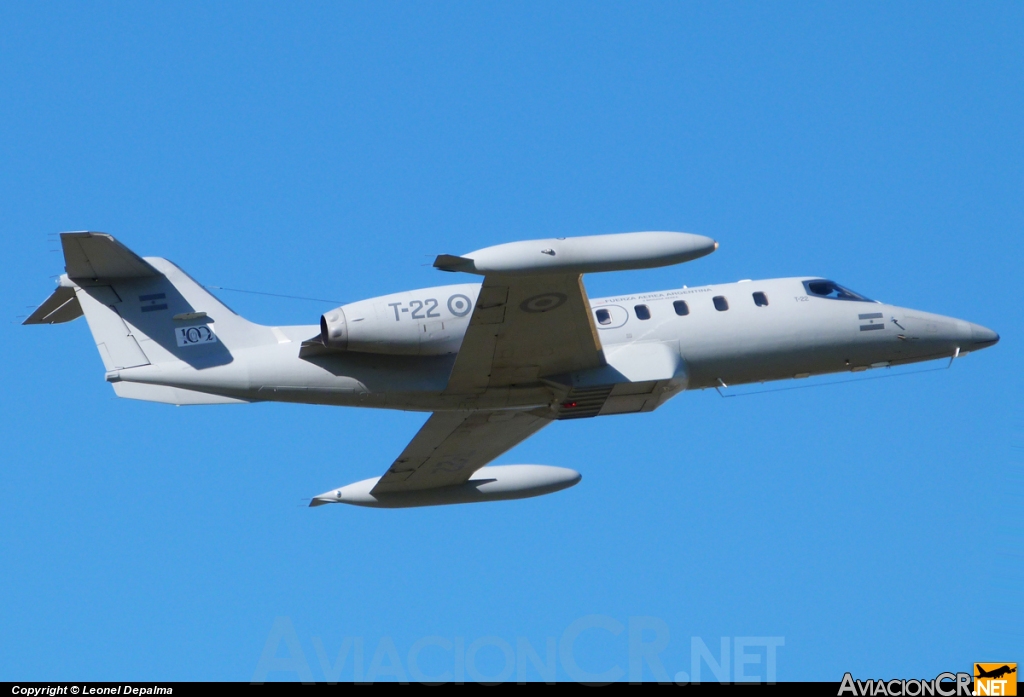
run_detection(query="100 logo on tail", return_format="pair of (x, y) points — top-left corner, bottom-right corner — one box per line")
(175, 325), (218, 347)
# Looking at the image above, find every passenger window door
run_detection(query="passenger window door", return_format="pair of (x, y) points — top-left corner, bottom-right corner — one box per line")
(591, 305), (629, 329)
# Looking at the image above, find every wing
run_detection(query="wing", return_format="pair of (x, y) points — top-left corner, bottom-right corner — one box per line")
(435, 231), (719, 393)
(370, 409), (550, 494)
(443, 273), (605, 394)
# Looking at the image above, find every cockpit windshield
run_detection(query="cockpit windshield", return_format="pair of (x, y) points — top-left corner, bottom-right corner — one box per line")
(803, 279), (874, 302)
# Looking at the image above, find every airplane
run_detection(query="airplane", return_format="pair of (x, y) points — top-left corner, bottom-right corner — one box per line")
(975, 665), (1016, 680)
(25, 231), (999, 508)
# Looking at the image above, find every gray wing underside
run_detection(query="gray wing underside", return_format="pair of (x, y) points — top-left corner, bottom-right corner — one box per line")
(444, 273), (606, 393)
(370, 410), (551, 494)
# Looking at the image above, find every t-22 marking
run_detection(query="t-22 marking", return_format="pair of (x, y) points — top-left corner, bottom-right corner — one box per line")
(386, 294), (474, 321)
(387, 298), (444, 321)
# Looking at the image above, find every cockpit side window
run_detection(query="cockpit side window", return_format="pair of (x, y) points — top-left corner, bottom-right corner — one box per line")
(803, 279), (873, 302)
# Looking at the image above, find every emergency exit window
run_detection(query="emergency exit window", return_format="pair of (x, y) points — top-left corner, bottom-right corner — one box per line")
(596, 309), (611, 325)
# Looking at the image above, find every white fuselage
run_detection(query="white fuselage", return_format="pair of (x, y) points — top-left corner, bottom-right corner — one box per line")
(110, 276), (996, 416)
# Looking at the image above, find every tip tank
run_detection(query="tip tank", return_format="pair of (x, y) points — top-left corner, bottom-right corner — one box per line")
(434, 231), (717, 275)
(311, 465), (582, 508)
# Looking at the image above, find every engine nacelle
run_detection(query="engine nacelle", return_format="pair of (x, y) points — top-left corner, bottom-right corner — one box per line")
(320, 309), (348, 348)
(320, 283), (480, 356)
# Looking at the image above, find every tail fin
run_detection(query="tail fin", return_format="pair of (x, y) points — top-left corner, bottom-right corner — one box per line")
(25, 232), (277, 403)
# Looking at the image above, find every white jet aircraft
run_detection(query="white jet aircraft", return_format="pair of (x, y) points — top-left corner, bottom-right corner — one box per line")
(26, 232), (998, 508)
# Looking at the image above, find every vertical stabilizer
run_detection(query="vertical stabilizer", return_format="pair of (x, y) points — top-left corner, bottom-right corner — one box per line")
(26, 231), (280, 387)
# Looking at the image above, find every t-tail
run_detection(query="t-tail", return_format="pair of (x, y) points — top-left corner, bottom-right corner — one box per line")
(24, 232), (281, 405)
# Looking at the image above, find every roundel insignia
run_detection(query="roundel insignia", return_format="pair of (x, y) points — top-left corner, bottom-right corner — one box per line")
(520, 292), (568, 313)
(447, 294), (472, 317)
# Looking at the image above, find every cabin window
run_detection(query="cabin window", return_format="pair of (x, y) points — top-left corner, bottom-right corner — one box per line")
(803, 279), (873, 302)
(753, 292), (769, 307)
(595, 309), (611, 325)
(713, 296), (729, 311)
(673, 300), (689, 316)
(634, 304), (651, 320)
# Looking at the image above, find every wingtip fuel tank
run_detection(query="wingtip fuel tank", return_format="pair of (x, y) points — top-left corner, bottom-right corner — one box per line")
(311, 464), (582, 508)
(434, 231), (717, 275)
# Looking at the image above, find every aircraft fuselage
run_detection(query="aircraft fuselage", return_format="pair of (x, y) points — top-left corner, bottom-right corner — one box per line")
(109, 275), (997, 415)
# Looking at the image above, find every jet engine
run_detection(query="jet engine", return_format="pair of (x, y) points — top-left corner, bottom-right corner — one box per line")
(319, 283), (479, 356)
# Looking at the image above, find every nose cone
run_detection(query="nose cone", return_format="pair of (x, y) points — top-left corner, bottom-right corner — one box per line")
(970, 323), (1000, 350)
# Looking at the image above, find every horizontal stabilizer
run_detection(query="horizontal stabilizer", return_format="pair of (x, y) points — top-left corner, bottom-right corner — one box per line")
(61, 231), (159, 280)
(23, 285), (83, 324)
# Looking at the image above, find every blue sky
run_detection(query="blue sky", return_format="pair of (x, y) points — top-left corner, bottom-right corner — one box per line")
(1, 2), (1020, 682)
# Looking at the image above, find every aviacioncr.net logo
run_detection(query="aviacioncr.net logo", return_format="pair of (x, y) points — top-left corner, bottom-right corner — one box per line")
(838, 672), (973, 696)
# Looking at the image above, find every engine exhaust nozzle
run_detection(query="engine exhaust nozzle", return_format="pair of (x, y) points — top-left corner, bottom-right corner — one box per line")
(320, 308), (348, 349)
